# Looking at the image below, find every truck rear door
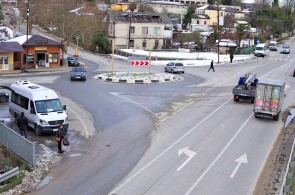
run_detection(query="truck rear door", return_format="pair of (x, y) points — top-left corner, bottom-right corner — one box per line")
(255, 84), (280, 113)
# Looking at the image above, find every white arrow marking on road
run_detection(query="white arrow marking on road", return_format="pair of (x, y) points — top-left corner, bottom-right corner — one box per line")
(230, 153), (248, 178)
(177, 147), (196, 171)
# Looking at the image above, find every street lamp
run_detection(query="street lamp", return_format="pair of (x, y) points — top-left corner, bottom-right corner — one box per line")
(25, 1), (30, 71)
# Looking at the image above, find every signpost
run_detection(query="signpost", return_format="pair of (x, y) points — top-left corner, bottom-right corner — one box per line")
(128, 56), (147, 73)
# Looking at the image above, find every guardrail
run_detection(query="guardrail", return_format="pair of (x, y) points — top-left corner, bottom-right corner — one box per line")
(0, 167), (19, 183)
(280, 137), (295, 195)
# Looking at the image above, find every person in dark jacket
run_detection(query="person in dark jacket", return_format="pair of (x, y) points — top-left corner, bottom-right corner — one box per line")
(56, 123), (66, 153)
(208, 60), (215, 72)
(230, 53), (234, 63)
(17, 112), (28, 139)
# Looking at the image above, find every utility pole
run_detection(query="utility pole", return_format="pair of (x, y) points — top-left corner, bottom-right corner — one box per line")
(25, 0), (30, 71)
(128, 15), (132, 49)
(217, 2), (220, 64)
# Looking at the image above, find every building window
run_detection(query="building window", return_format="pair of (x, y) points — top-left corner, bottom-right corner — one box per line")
(142, 40), (147, 48)
(154, 27), (160, 35)
(130, 26), (135, 33)
(197, 20), (199, 24)
(49, 53), (58, 63)
(220, 12), (224, 17)
(154, 39), (159, 49)
(23, 53), (34, 64)
(142, 27), (148, 35)
(204, 21), (207, 25)
(130, 40), (134, 48)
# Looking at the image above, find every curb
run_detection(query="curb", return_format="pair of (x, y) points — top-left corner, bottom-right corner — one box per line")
(93, 73), (176, 84)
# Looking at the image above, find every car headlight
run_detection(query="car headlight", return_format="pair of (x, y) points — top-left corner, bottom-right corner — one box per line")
(65, 117), (68, 123)
(40, 119), (48, 125)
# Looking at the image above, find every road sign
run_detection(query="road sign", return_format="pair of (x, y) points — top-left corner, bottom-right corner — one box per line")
(131, 61), (150, 66)
(256, 39), (260, 44)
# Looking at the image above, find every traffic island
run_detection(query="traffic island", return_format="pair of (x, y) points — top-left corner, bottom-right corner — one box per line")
(93, 72), (181, 84)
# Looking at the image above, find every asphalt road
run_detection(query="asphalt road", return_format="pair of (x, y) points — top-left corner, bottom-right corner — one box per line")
(3, 24), (295, 194)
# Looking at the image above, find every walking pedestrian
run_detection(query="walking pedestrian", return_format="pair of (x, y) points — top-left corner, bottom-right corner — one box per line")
(56, 123), (66, 153)
(208, 60), (215, 72)
(230, 53), (234, 63)
(17, 112), (28, 139)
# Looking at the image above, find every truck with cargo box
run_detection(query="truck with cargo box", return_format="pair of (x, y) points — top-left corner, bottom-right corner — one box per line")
(253, 78), (285, 121)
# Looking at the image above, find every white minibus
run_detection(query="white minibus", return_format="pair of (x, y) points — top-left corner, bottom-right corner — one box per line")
(9, 80), (69, 135)
(254, 43), (267, 57)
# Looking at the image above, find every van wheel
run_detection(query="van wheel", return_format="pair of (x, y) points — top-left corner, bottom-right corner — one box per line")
(0, 96), (6, 103)
(34, 124), (42, 136)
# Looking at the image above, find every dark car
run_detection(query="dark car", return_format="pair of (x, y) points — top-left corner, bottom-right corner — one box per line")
(70, 67), (86, 81)
(67, 56), (80, 66)
(0, 91), (9, 103)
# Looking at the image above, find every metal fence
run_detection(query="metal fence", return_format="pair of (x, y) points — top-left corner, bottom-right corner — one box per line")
(0, 123), (36, 166)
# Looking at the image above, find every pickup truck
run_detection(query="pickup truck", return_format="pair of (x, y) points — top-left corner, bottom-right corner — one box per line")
(232, 74), (258, 103)
(253, 78), (285, 121)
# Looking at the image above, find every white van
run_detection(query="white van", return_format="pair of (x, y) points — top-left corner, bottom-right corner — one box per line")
(269, 41), (278, 51)
(254, 43), (267, 57)
(9, 81), (69, 135)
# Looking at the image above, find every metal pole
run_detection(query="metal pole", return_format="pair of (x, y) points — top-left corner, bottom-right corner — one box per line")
(112, 39), (114, 74)
(149, 38), (151, 75)
(26, 1), (30, 71)
(128, 15), (131, 49)
(217, 3), (220, 64)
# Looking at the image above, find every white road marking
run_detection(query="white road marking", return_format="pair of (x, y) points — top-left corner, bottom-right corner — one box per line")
(184, 114), (253, 195)
(177, 147), (197, 171)
(69, 153), (82, 157)
(108, 97), (232, 194)
(108, 92), (160, 119)
(230, 153), (248, 178)
(67, 106), (89, 138)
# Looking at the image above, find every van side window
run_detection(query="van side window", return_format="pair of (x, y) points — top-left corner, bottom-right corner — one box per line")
(30, 100), (35, 112)
(11, 91), (29, 110)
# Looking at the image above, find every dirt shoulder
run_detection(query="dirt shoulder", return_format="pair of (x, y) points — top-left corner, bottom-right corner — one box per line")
(254, 108), (295, 195)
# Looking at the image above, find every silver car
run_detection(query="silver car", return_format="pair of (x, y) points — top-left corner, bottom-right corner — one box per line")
(164, 62), (185, 74)
(281, 45), (290, 54)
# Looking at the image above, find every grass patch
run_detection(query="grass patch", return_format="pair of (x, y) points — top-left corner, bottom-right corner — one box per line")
(0, 176), (22, 193)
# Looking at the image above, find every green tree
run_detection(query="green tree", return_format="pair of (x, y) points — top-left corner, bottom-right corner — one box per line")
(92, 30), (110, 53)
(208, 0), (215, 5)
(183, 7), (195, 29)
(222, 0), (232, 5)
(236, 24), (246, 48)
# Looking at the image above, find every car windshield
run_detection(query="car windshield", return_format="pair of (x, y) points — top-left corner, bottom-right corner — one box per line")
(72, 68), (85, 72)
(35, 99), (63, 113)
(269, 43), (277, 46)
(283, 45), (289, 49)
(68, 57), (75, 60)
(256, 47), (263, 50)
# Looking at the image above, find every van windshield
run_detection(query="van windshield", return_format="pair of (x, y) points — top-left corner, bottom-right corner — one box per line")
(269, 43), (277, 46)
(35, 99), (63, 113)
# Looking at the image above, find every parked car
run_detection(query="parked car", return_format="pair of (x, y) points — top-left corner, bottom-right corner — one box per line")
(0, 91), (9, 103)
(70, 67), (86, 81)
(293, 68), (295, 77)
(164, 62), (185, 74)
(67, 56), (80, 66)
(281, 45), (290, 54)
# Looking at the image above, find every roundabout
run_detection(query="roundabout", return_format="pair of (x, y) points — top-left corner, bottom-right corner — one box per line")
(93, 72), (183, 84)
